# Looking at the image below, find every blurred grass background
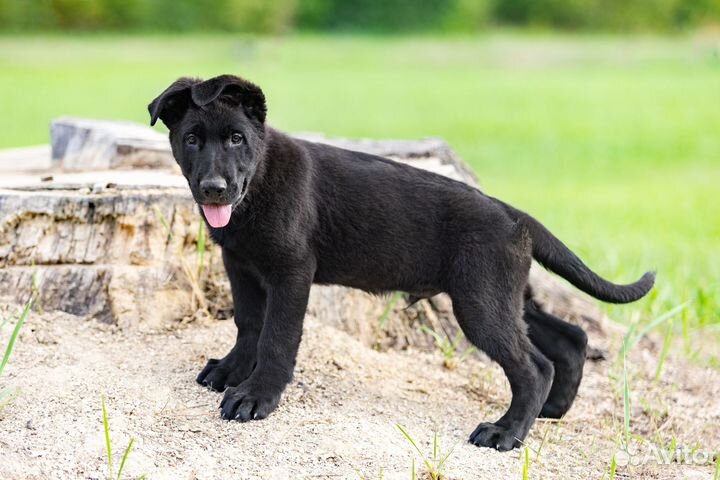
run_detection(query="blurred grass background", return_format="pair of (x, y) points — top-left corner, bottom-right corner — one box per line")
(2, 0), (719, 32)
(0, 0), (718, 362)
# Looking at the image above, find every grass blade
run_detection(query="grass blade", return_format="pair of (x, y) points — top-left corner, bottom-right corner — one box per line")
(0, 309), (16, 331)
(654, 321), (673, 382)
(0, 387), (16, 406)
(626, 302), (688, 351)
(618, 312), (638, 450)
(522, 446), (530, 480)
(196, 221), (206, 280)
(623, 348), (630, 448)
(437, 442), (459, 472)
(116, 437), (135, 480)
(0, 299), (32, 378)
(153, 206), (174, 241)
(31, 258), (43, 315)
(396, 423), (424, 458)
(458, 346), (477, 362)
(622, 317), (638, 356)
(378, 292), (402, 329)
(102, 394), (114, 479)
(396, 424), (433, 476)
(534, 422), (552, 462)
(419, 326), (444, 348)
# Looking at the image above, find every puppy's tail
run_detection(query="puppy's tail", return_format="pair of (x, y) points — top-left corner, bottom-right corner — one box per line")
(495, 198), (655, 304)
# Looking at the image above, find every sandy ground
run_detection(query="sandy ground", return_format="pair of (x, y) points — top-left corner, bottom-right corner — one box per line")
(0, 301), (718, 480)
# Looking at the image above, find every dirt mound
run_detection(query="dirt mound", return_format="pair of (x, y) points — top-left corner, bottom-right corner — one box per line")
(0, 303), (717, 479)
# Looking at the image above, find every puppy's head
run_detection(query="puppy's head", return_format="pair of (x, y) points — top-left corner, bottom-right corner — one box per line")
(148, 74), (267, 228)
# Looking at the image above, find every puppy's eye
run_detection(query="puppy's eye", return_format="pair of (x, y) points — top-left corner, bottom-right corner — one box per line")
(185, 133), (198, 146)
(230, 133), (244, 145)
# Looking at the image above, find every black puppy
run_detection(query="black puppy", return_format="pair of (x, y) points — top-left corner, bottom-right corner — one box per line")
(148, 74), (654, 451)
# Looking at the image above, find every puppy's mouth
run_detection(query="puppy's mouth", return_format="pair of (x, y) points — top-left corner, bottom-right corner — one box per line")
(200, 178), (249, 229)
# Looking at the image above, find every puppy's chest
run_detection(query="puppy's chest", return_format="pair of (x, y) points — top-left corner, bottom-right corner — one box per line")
(214, 223), (301, 268)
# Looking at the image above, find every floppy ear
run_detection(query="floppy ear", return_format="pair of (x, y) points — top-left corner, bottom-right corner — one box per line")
(148, 77), (199, 128)
(190, 74), (267, 124)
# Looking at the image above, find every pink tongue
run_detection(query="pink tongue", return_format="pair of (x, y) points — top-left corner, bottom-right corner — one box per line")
(201, 204), (232, 228)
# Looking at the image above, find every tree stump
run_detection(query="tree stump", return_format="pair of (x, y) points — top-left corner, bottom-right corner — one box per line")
(0, 118), (606, 352)
(51, 117), (175, 171)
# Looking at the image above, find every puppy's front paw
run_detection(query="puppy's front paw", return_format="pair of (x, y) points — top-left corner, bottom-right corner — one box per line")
(196, 354), (256, 392)
(469, 423), (522, 451)
(219, 380), (282, 422)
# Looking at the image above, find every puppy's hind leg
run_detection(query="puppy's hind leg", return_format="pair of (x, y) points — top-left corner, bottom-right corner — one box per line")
(523, 293), (588, 418)
(450, 232), (553, 451)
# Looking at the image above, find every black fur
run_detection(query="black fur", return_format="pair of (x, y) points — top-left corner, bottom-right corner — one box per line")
(149, 75), (655, 451)
(523, 287), (588, 418)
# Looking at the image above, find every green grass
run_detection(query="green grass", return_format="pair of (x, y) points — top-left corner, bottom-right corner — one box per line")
(101, 394), (142, 480)
(522, 446), (530, 480)
(196, 220), (207, 280)
(420, 325), (476, 369)
(615, 303), (690, 457)
(0, 299), (32, 405)
(396, 424), (457, 480)
(0, 32), (717, 343)
(0, 300), (32, 378)
(609, 451), (618, 480)
(378, 291), (402, 329)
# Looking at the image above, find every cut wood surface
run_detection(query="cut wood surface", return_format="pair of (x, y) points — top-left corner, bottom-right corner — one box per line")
(0, 118), (606, 351)
(51, 117), (175, 171)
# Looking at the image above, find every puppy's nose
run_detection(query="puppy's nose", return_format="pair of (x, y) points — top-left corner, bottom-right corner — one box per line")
(200, 177), (227, 197)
